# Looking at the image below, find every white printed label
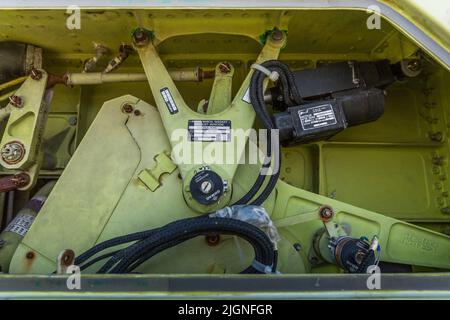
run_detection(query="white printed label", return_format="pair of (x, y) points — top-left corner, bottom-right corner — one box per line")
(188, 120), (231, 142)
(160, 87), (179, 114)
(298, 104), (337, 131)
(5, 214), (35, 237)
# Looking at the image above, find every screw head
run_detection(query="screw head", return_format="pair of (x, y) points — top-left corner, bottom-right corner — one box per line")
(205, 234), (220, 246)
(319, 206), (334, 221)
(9, 95), (23, 108)
(1, 141), (26, 164)
(68, 116), (78, 126)
(11, 173), (30, 188)
(218, 62), (231, 74)
(200, 180), (213, 194)
(271, 29), (284, 41)
(133, 29), (149, 45)
(407, 60), (421, 72)
(122, 103), (134, 113)
(30, 68), (43, 80)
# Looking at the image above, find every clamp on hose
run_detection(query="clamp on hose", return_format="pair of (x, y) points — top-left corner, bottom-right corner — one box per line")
(251, 63), (280, 82)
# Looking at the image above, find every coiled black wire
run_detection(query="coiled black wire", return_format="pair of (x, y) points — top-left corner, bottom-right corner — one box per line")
(234, 60), (301, 206)
(76, 216), (275, 274)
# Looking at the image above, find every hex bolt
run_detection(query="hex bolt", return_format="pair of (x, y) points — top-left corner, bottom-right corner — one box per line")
(30, 68), (43, 80)
(319, 206), (334, 221)
(1, 141), (26, 164)
(271, 29), (284, 41)
(122, 103), (134, 113)
(218, 62), (231, 74)
(9, 95), (23, 108)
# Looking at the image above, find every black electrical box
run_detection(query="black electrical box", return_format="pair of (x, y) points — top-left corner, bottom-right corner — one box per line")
(273, 88), (385, 144)
(274, 100), (347, 144)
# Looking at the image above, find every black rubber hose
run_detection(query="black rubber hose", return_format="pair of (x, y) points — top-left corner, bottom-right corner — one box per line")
(74, 229), (159, 266)
(79, 250), (121, 271)
(237, 60), (298, 206)
(109, 217), (274, 273)
(75, 216), (202, 266)
(96, 217), (275, 274)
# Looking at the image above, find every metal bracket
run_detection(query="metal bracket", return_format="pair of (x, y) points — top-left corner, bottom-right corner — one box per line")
(273, 181), (450, 270)
(206, 62), (235, 115)
(133, 28), (286, 212)
(138, 152), (177, 192)
(0, 69), (52, 190)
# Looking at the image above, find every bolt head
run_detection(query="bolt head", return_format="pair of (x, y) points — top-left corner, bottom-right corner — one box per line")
(407, 60), (421, 72)
(68, 116), (78, 126)
(205, 234), (220, 246)
(218, 62), (231, 74)
(122, 104), (134, 113)
(133, 29), (149, 45)
(200, 180), (213, 194)
(9, 95), (23, 108)
(271, 30), (284, 41)
(1, 141), (25, 164)
(319, 206), (334, 221)
(30, 68), (43, 80)
(11, 173), (30, 188)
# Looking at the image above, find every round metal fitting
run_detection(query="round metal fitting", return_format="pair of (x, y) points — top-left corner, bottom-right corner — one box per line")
(132, 28), (150, 46)
(122, 103), (134, 113)
(189, 169), (224, 206)
(9, 95), (23, 108)
(30, 68), (43, 80)
(271, 29), (284, 41)
(205, 234), (221, 246)
(319, 205), (334, 221)
(218, 62), (231, 74)
(1, 141), (26, 164)
(11, 173), (31, 188)
(400, 59), (422, 78)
